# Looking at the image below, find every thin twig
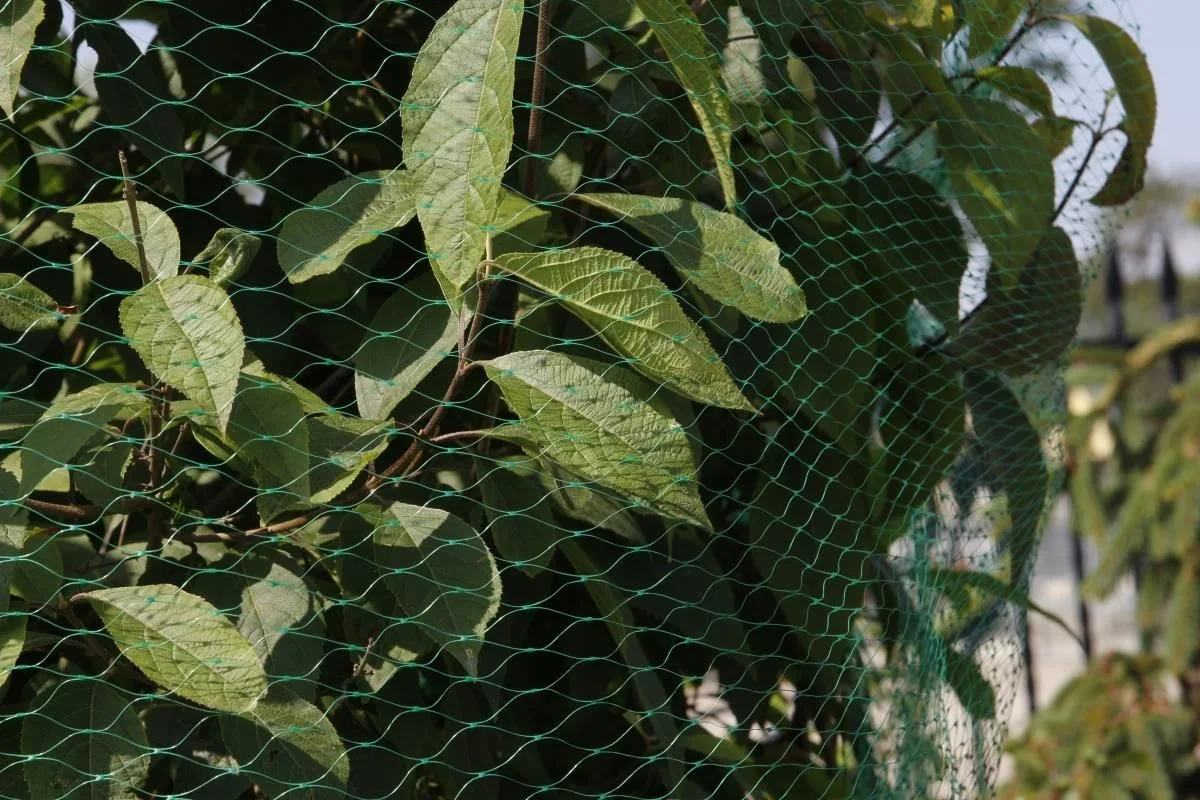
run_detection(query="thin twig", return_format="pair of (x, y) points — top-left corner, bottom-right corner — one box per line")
(119, 152), (169, 549)
(520, 0), (552, 200)
(1051, 125), (1109, 223)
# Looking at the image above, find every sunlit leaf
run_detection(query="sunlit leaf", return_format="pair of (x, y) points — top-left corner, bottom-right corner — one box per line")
(276, 170), (415, 284)
(64, 200), (180, 282)
(0, 0), (44, 119)
(119, 275), (244, 432)
(485, 349), (711, 530)
(77, 584), (268, 712)
(576, 193), (805, 323)
(496, 247), (752, 411)
(401, 0), (523, 298)
(0, 273), (58, 332)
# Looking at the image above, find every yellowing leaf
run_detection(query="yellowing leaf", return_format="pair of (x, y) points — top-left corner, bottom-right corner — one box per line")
(576, 193), (805, 323)
(496, 247), (752, 411)
(401, 0), (523, 297)
(78, 585), (268, 713)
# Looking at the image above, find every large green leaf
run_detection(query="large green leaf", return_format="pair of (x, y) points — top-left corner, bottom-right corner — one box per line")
(369, 502), (502, 675)
(848, 166), (967, 334)
(940, 96), (1054, 292)
(17, 383), (146, 497)
(236, 553), (323, 700)
(0, 273), (58, 332)
(82, 22), (186, 199)
(1060, 15), (1156, 206)
(77, 585), (268, 712)
(276, 170), (415, 284)
(73, 438), (134, 509)
(633, 0), (736, 208)
(400, 0), (523, 298)
(966, 0), (1025, 59)
(64, 201), (180, 282)
(485, 350), (711, 530)
(0, 0), (42, 119)
(119, 275), (244, 432)
(354, 273), (458, 421)
(480, 465), (560, 577)
(227, 373), (310, 504)
(576, 193), (805, 323)
(496, 247), (751, 411)
(947, 226), (1081, 374)
(220, 688), (349, 800)
(21, 681), (149, 800)
(964, 372), (1048, 583)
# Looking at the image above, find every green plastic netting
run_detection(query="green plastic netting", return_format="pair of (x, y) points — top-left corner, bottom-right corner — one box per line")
(0, 1), (1153, 798)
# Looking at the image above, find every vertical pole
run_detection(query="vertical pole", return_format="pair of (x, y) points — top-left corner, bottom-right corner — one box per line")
(1161, 234), (1183, 384)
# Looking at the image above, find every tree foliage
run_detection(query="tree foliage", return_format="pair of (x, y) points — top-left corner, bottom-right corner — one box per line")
(0, 0), (1151, 797)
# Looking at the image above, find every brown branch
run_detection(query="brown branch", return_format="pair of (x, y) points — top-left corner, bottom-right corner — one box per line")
(520, 0), (552, 200)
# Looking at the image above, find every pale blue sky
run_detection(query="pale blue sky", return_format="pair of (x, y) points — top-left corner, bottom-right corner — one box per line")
(1133, 0), (1200, 175)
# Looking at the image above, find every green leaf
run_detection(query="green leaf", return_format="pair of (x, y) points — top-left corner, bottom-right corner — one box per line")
(847, 166), (967, 334)
(485, 350), (711, 530)
(304, 414), (390, 503)
(940, 96), (1054, 292)
(401, 0), (523, 296)
(1165, 559), (1200, 674)
(480, 466), (559, 577)
(964, 372), (1048, 584)
(880, 352), (964, 525)
(21, 680), (150, 800)
(492, 189), (550, 257)
(976, 66), (1055, 118)
(64, 200), (180, 282)
(82, 22), (186, 199)
(119, 275), (244, 432)
(966, 0), (1024, 59)
(0, 0), (44, 119)
(369, 502), (502, 675)
(942, 640), (996, 719)
(1060, 15), (1156, 206)
(12, 533), (61, 609)
(17, 383), (146, 497)
(533, 459), (645, 542)
(354, 273), (458, 421)
(0, 468), (27, 614)
(276, 170), (415, 284)
(193, 228), (261, 288)
(77, 584), (268, 713)
(1034, 116), (1078, 159)
(0, 273), (58, 332)
(0, 615), (25, 693)
(73, 439), (134, 509)
(576, 193), (805, 323)
(948, 226), (1081, 375)
(227, 373), (310, 504)
(633, 0), (736, 208)
(236, 553), (323, 699)
(496, 247), (751, 411)
(220, 688), (349, 800)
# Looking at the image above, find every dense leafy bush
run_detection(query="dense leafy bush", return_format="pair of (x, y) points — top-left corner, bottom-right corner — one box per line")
(0, 0), (1152, 797)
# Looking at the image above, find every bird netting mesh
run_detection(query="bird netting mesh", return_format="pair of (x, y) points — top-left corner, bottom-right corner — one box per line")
(0, 0), (1153, 798)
